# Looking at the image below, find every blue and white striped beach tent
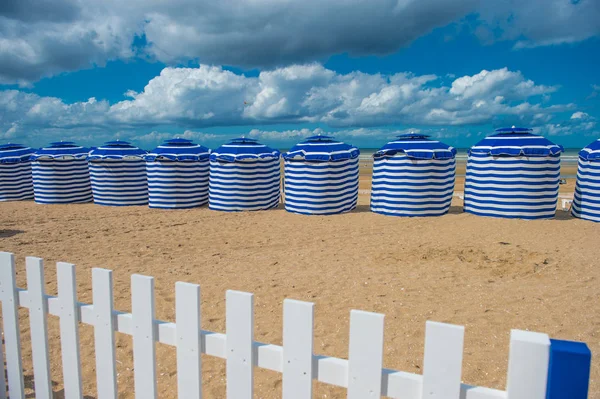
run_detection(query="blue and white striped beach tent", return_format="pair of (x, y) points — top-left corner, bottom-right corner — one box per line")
(571, 138), (600, 222)
(464, 127), (563, 219)
(88, 141), (148, 206)
(209, 137), (281, 211)
(146, 138), (210, 209)
(0, 143), (34, 202)
(31, 141), (92, 204)
(283, 135), (359, 215)
(370, 133), (457, 216)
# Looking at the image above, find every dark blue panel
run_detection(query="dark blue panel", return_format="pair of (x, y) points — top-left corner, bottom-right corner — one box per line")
(546, 339), (591, 399)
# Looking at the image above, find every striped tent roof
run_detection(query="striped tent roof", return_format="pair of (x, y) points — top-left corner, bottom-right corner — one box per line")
(31, 141), (90, 160)
(469, 127), (563, 157)
(374, 133), (456, 160)
(283, 135), (359, 161)
(578, 139), (600, 161)
(88, 141), (146, 160)
(210, 137), (279, 162)
(146, 138), (210, 162)
(0, 143), (34, 164)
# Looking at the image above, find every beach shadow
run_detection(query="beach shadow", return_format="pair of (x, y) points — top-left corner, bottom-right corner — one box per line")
(555, 210), (574, 221)
(0, 229), (24, 238)
(448, 206), (464, 215)
(351, 205), (372, 213)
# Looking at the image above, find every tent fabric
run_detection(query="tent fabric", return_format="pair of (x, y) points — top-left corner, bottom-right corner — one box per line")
(282, 135), (360, 162)
(572, 139), (600, 222)
(283, 136), (359, 215)
(371, 135), (456, 216)
(373, 133), (457, 160)
(147, 138), (210, 209)
(464, 128), (562, 219)
(31, 142), (92, 204)
(89, 141), (147, 206)
(0, 143), (34, 201)
(209, 138), (281, 211)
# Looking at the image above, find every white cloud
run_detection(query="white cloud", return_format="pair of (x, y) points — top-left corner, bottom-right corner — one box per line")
(571, 111), (590, 120)
(537, 112), (597, 137)
(1, 0), (599, 84)
(0, 64), (574, 145)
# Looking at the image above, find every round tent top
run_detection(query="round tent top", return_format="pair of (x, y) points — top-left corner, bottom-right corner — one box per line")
(494, 126), (533, 133)
(283, 135), (359, 162)
(374, 134), (456, 160)
(0, 143), (34, 164)
(88, 140), (146, 160)
(578, 138), (600, 162)
(32, 141), (90, 160)
(146, 138), (210, 162)
(469, 128), (563, 157)
(209, 137), (280, 162)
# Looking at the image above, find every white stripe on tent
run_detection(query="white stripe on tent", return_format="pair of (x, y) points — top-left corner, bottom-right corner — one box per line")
(89, 160), (148, 206)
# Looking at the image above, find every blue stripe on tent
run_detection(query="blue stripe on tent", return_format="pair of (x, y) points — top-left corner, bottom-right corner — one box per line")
(546, 339), (591, 399)
(89, 160), (148, 206)
(370, 155), (455, 217)
(284, 157), (359, 215)
(572, 158), (600, 222)
(464, 154), (560, 219)
(208, 158), (280, 211)
(0, 160), (33, 202)
(147, 160), (210, 209)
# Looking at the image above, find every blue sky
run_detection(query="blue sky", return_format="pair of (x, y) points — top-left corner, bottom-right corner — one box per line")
(1, 0), (599, 150)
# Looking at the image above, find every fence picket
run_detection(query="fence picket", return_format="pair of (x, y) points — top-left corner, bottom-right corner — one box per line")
(506, 330), (550, 399)
(176, 282), (202, 399)
(0, 252), (24, 399)
(347, 310), (385, 399)
(226, 290), (254, 399)
(131, 275), (158, 399)
(92, 268), (118, 399)
(26, 257), (53, 399)
(282, 299), (314, 399)
(57, 262), (83, 399)
(421, 321), (465, 398)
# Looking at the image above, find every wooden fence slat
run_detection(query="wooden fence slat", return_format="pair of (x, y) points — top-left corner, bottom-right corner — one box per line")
(226, 290), (254, 399)
(57, 262), (83, 399)
(175, 282), (202, 399)
(506, 330), (550, 399)
(131, 275), (157, 399)
(282, 299), (314, 399)
(26, 257), (53, 399)
(421, 321), (465, 399)
(0, 252), (24, 399)
(92, 268), (118, 399)
(347, 310), (385, 399)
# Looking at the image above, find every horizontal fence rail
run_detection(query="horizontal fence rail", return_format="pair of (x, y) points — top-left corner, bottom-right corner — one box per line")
(0, 252), (591, 399)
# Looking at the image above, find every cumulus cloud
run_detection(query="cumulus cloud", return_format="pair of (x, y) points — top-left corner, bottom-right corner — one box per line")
(537, 112), (597, 137)
(0, 64), (572, 145)
(1, 0), (599, 84)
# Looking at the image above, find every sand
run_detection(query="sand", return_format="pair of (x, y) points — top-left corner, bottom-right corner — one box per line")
(1, 180), (599, 398)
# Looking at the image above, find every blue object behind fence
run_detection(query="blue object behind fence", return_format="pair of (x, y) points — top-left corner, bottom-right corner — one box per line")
(546, 339), (591, 399)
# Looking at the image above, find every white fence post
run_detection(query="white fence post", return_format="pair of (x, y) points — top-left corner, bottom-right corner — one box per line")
(226, 290), (254, 399)
(26, 257), (53, 399)
(0, 252), (25, 399)
(347, 310), (385, 399)
(421, 321), (465, 398)
(92, 268), (118, 399)
(176, 282), (202, 399)
(282, 299), (314, 399)
(506, 330), (550, 399)
(132, 274), (158, 399)
(57, 262), (83, 399)
(0, 328), (6, 399)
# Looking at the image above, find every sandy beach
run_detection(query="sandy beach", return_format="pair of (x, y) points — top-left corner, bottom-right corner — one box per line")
(1, 173), (599, 398)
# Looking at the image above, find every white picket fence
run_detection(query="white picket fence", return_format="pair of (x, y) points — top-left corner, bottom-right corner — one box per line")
(0, 252), (555, 399)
